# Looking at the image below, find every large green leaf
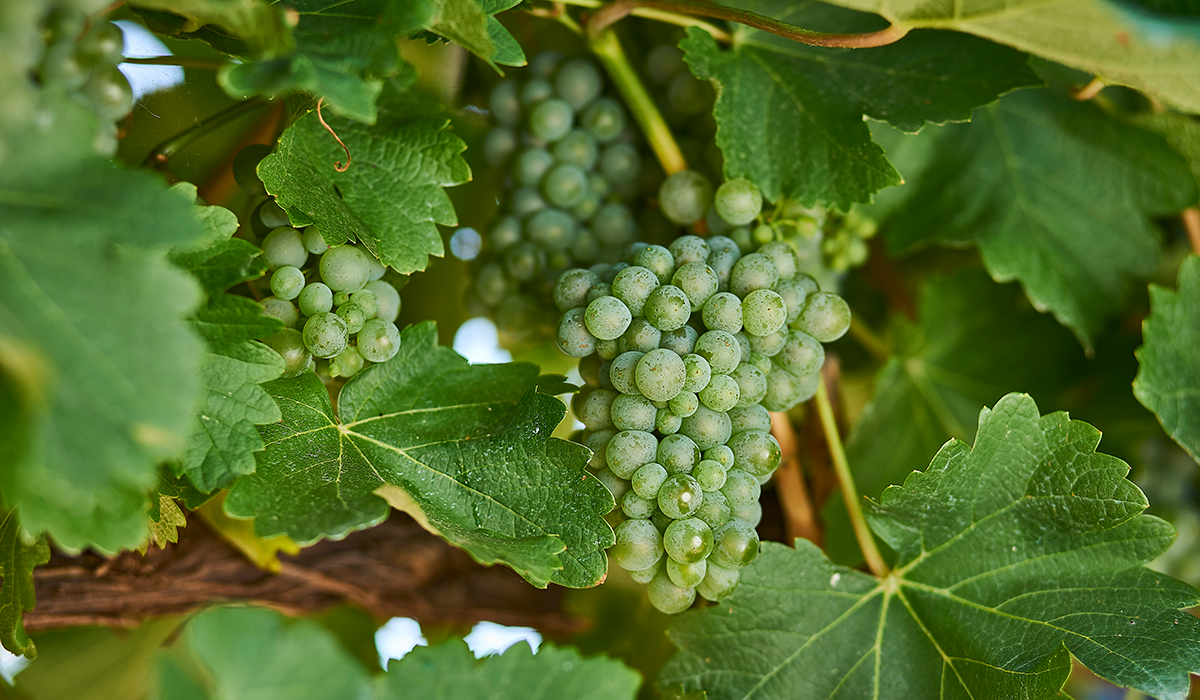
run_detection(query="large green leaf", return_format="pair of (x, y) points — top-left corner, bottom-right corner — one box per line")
(379, 638), (641, 699)
(128, 0), (294, 57)
(479, 0), (526, 67)
(663, 393), (1200, 699)
(224, 322), (614, 588)
(0, 509), (49, 659)
(0, 146), (205, 552)
(1135, 255), (1200, 463)
(816, 0), (1200, 113)
(259, 95), (469, 274)
(680, 0), (1040, 209)
(881, 88), (1197, 349)
(1131, 111), (1200, 193)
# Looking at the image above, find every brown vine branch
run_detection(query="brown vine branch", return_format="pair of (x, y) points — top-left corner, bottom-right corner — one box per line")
(770, 411), (821, 546)
(316, 98), (352, 173)
(588, 0), (907, 48)
(1183, 207), (1200, 256)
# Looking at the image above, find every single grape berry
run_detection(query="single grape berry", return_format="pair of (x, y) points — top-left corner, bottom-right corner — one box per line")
(635, 348), (687, 402)
(611, 519), (663, 572)
(583, 97), (626, 142)
(664, 517), (714, 564)
(585, 295), (633, 340)
(298, 283), (334, 317)
(303, 312), (349, 359)
(714, 178), (763, 226)
(261, 297), (299, 328)
(302, 227), (330, 255)
(365, 280), (401, 323)
(528, 98), (574, 142)
(658, 170), (713, 225)
(556, 58), (603, 110)
(647, 568), (695, 614)
(320, 245), (371, 292)
(262, 228), (308, 270)
(270, 266), (305, 301)
(337, 303), (369, 334)
(794, 291), (852, 342)
(357, 319), (402, 363)
(742, 288), (787, 336)
(263, 328), (311, 378)
(658, 474), (704, 520)
(330, 346), (366, 378)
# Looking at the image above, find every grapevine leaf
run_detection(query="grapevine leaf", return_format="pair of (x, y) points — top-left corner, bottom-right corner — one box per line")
(663, 394), (1200, 700)
(220, 0), (435, 123)
(0, 150), (206, 553)
(259, 96), (470, 274)
(127, 0), (294, 57)
(0, 509), (49, 659)
(881, 89), (1197, 349)
(480, 0), (526, 67)
(1130, 111), (1200, 192)
(379, 639), (641, 699)
(167, 606), (372, 700)
(816, 0), (1200, 113)
(425, 0), (493, 64)
(680, 1), (1040, 209)
(1135, 255), (1200, 463)
(826, 270), (1080, 563)
(224, 322), (614, 588)
(137, 493), (187, 555)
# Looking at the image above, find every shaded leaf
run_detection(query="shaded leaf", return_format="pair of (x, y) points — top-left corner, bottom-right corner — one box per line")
(664, 394), (1200, 699)
(425, 0), (493, 65)
(197, 494), (299, 573)
(0, 509), (49, 659)
(128, 0), (294, 57)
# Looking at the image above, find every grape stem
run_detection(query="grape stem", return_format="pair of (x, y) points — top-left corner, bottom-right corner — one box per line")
(121, 56), (225, 70)
(549, 0), (730, 40)
(1070, 76), (1105, 101)
(769, 411), (821, 546)
(847, 315), (890, 361)
(586, 0), (908, 48)
(1182, 207), (1200, 256)
(815, 377), (890, 577)
(588, 29), (688, 175)
(143, 98), (267, 168)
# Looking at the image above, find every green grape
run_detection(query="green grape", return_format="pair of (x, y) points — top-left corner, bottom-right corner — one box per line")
(619, 318), (661, 354)
(720, 469), (760, 509)
(528, 98), (574, 142)
(632, 462), (669, 499)
(611, 519), (663, 571)
(644, 285), (691, 332)
(680, 405), (732, 450)
(521, 76), (553, 105)
(526, 209), (576, 251)
(303, 312), (349, 359)
(794, 291), (852, 342)
(554, 268), (600, 312)
(489, 215), (522, 251)
(261, 296), (299, 328)
(599, 143), (641, 182)
(730, 362), (768, 408)
(357, 319), (402, 362)
(623, 491), (657, 519)
(757, 240), (800, 280)
(730, 253), (779, 297)
(671, 262), (719, 308)
(611, 266), (659, 317)
(556, 58), (603, 110)
(489, 80), (521, 126)
(748, 351), (773, 376)
(299, 283), (334, 317)
(607, 430), (658, 478)
(262, 228), (308, 269)
(694, 488), (731, 530)
(584, 429), (616, 469)
(694, 330), (741, 375)
(38, 41), (88, 91)
(794, 272), (820, 295)
(589, 173), (611, 197)
(699, 374), (740, 412)
(82, 65), (133, 121)
(669, 391), (699, 418)
(747, 328), (787, 357)
(713, 178), (763, 226)
(556, 307), (597, 358)
(349, 289), (379, 318)
(667, 557), (707, 588)
(320, 245), (371, 292)
(752, 224), (774, 246)
(582, 97), (626, 143)
(596, 338), (620, 360)
(705, 444), (735, 469)
(513, 148), (554, 187)
(647, 569), (695, 614)
(711, 520), (760, 568)
(660, 325), (698, 356)
(728, 403), (772, 434)
(505, 242), (545, 282)
(571, 228), (600, 261)
(258, 201), (292, 230)
(608, 351), (644, 395)
(658, 433), (700, 475)
(696, 561), (740, 601)
(579, 389), (617, 430)
(656, 410), (683, 435)
(701, 292), (743, 334)
(678, 355), (710, 395)
(232, 144), (271, 196)
(263, 328), (311, 378)
(365, 280), (401, 323)
(635, 348), (687, 402)
(646, 45), (685, 84)
(658, 474), (704, 520)
(736, 499), (765, 527)
(77, 20), (123, 63)
(593, 203), (638, 248)
(587, 283), (615, 306)
(612, 394), (657, 431)
(270, 266), (305, 301)
(628, 556), (663, 585)
(774, 281), (806, 326)
(484, 126), (518, 166)
(733, 332), (753, 365)
(633, 245), (675, 284)
(774, 330), (825, 377)
(330, 345), (365, 378)
(301, 227), (330, 255)
(728, 430), (782, 478)
(510, 187), (546, 218)
(585, 295), (632, 340)
(761, 366), (819, 412)
(541, 164), (590, 207)
(530, 50), (563, 76)
(664, 517), (714, 564)
(742, 288), (787, 336)
(595, 467), (630, 503)
(658, 170), (713, 225)
(706, 235), (742, 292)
(552, 129), (598, 169)
(666, 236), (707, 266)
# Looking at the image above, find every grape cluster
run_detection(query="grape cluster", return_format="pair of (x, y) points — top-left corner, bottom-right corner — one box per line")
(33, 13), (132, 154)
(557, 203), (850, 611)
(467, 51), (650, 347)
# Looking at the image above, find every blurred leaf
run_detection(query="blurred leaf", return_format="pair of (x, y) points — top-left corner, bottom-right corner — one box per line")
(128, 0), (294, 57)
(0, 510), (48, 659)
(196, 494), (299, 573)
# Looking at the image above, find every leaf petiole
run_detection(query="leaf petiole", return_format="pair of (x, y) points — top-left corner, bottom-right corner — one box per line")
(143, 98), (268, 169)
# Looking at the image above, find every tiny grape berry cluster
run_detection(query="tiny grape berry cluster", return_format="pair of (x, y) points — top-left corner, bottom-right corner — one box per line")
(556, 199), (851, 611)
(467, 51), (649, 347)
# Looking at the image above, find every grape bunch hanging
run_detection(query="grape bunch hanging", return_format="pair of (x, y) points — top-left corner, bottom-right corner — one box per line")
(556, 170), (852, 613)
(467, 52), (651, 347)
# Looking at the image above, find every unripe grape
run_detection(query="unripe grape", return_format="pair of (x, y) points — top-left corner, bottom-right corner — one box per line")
(270, 266), (305, 301)
(611, 394), (657, 432)
(619, 318), (661, 354)
(521, 76), (553, 105)
(658, 474), (704, 520)
(664, 517), (713, 564)
(658, 170), (713, 225)
(320, 245), (371, 292)
(656, 410), (683, 435)
(83, 64), (133, 121)
(633, 244), (675, 284)
(635, 348), (687, 402)
(761, 366), (819, 412)
(659, 326), (698, 356)
(542, 163), (590, 207)
(774, 330), (825, 377)
(696, 561), (740, 601)
(607, 430), (658, 478)
(667, 558), (707, 588)
(747, 328), (787, 357)
(728, 429), (782, 478)
(578, 389), (617, 430)
(261, 296), (299, 328)
(596, 467), (630, 503)
(612, 519), (663, 571)
(263, 328), (311, 378)
(528, 98), (574, 142)
(730, 253), (779, 297)
(757, 240), (800, 281)
(489, 80), (521, 126)
(671, 262), (719, 308)
(585, 295), (632, 340)
(510, 187), (546, 217)
(262, 228), (307, 269)
(600, 143), (641, 182)
(730, 362), (768, 408)
(628, 557), (663, 585)
(623, 491), (657, 519)
(794, 291), (852, 342)
(721, 469), (760, 509)
(669, 235), (710, 266)
(679, 405), (732, 450)
(608, 351), (644, 395)
(553, 129), (599, 169)
(330, 346), (365, 378)
(681, 354), (712, 394)
(742, 288), (787, 336)
(658, 433), (700, 475)
(303, 312), (348, 359)
(611, 266), (659, 317)
(694, 330), (741, 375)
(357, 319), (401, 363)
(728, 403), (772, 434)
(714, 178), (763, 226)
(350, 289), (379, 318)
(583, 97), (626, 142)
(632, 462), (669, 499)
(647, 569), (695, 614)
(698, 373), (740, 412)
(259, 201), (292, 229)
(702, 292), (743, 334)
(556, 58), (603, 110)
(593, 203), (638, 248)
(669, 391), (699, 418)
(337, 303), (368, 334)
(365, 280), (401, 323)
(644, 285), (691, 332)
(302, 226), (330, 255)
(711, 520), (760, 568)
